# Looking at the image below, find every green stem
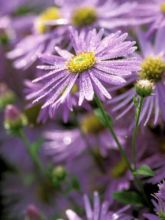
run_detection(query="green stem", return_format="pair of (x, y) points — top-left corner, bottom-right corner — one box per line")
(95, 96), (152, 208)
(18, 129), (44, 173)
(131, 97), (152, 208)
(95, 96), (133, 172)
(132, 97), (144, 170)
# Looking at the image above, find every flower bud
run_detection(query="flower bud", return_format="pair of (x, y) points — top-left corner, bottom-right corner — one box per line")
(135, 79), (154, 97)
(25, 204), (41, 220)
(52, 166), (67, 182)
(51, 166), (67, 188)
(4, 105), (27, 133)
(0, 83), (15, 109)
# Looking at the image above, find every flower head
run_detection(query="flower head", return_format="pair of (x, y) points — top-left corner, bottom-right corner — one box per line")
(145, 181), (165, 220)
(139, 56), (165, 83)
(110, 28), (165, 125)
(34, 7), (61, 34)
(7, 6), (65, 69)
(65, 192), (133, 220)
(54, 0), (137, 30)
(154, 181), (165, 219)
(28, 28), (139, 119)
(133, 0), (165, 35)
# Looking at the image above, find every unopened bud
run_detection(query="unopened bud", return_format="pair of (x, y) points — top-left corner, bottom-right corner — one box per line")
(25, 204), (41, 220)
(0, 83), (15, 109)
(52, 166), (67, 187)
(4, 105), (27, 133)
(135, 79), (154, 97)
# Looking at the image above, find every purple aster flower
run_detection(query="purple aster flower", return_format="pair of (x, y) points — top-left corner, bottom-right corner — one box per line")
(79, 112), (127, 156)
(28, 27), (139, 116)
(25, 80), (91, 123)
(65, 192), (133, 220)
(144, 181), (165, 220)
(110, 28), (165, 126)
(7, 6), (66, 69)
(53, 0), (137, 30)
(44, 112), (127, 160)
(133, 0), (165, 36)
(44, 129), (86, 163)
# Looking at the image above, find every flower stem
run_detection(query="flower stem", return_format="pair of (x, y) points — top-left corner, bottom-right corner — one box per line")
(132, 97), (144, 170)
(95, 96), (133, 172)
(18, 129), (44, 173)
(95, 96), (152, 208)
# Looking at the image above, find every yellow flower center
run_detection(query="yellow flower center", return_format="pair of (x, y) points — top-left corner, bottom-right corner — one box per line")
(111, 157), (128, 178)
(72, 7), (97, 27)
(160, 3), (165, 14)
(67, 52), (96, 74)
(80, 113), (104, 134)
(34, 7), (61, 34)
(139, 56), (165, 82)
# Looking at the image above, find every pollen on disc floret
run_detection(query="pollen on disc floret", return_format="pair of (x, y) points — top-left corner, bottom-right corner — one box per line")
(71, 7), (97, 27)
(67, 52), (96, 74)
(139, 56), (165, 82)
(34, 7), (61, 34)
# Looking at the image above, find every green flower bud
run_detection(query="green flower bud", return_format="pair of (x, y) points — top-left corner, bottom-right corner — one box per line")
(52, 166), (67, 181)
(135, 79), (154, 97)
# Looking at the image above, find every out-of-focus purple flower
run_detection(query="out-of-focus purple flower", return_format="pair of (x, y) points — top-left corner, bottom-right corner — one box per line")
(53, 0), (137, 30)
(133, 0), (165, 36)
(65, 192), (133, 220)
(0, 0), (55, 16)
(79, 112), (127, 156)
(44, 129), (86, 163)
(7, 6), (66, 70)
(28, 27), (139, 119)
(144, 181), (165, 220)
(44, 113), (127, 160)
(110, 28), (165, 126)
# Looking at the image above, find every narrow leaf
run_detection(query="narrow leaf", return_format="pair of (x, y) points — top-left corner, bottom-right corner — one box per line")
(113, 190), (143, 206)
(134, 165), (155, 177)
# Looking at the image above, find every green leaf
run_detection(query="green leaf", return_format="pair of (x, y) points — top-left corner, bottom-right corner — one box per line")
(113, 191), (143, 206)
(133, 165), (155, 177)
